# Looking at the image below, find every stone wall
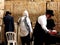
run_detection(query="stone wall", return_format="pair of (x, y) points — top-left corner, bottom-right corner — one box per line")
(5, 0), (60, 2)
(5, 1), (46, 45)
(0, 0), (59, 44)
(4, 1), (60, 45)
(0, 0), (4, 43)
(5, 1), (46, 26)
(4, 1), (60, 30)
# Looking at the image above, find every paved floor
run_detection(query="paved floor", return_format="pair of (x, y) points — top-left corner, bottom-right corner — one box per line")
(0, 42), (4, 45)
(0, 41), (60, 45)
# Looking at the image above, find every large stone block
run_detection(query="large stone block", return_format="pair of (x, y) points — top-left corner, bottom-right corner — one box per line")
(34, 0), (51, 2)
(5, 1), (13, 12)
(0, 10), (4, 18)
(54, 0), (60, 2)
(58, 2), (60, 24)
(5, 0), (32, 1)
(47, 2), (58, 10)
(0, 0), (4, 9)
(0, 26), (2, 43)
(0, 19), (2, 25)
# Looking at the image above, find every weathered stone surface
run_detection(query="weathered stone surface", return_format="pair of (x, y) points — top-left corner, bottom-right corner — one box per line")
(0, 26), (2, 43)
(0, 10), (4, 42)
(5, 1), (46, 23)
(47, 2), (58, 10)
(0, 0), (4, 9)
(0, 10), (4, 18)
(0, 19), (2, 25)
(34, 0), (51, 2)
(5, 0), (60, 2)
(54, 0), (60, 2)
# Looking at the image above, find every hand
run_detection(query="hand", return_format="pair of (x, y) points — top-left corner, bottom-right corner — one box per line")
(51, 30), (57, 35)
(49, 30), (57, 36)
(47, 30), (51, 34)
(52, 30), (57, 33)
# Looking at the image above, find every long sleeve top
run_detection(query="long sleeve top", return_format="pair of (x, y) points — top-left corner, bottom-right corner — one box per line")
(18, 16), (33, 33)
(38, 15), (49, 32)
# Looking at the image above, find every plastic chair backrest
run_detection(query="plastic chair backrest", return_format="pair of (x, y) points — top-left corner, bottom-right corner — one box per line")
(6, 32), (16, 41)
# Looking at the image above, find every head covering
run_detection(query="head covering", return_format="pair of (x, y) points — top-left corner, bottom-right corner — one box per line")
(5, 11), (11, 16)
(6, 11), (11, 15)
(46, 10), (54, 16)
(23, 10), (29, 17)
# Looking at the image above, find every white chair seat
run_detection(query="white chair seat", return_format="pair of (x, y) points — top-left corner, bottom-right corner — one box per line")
(8, 40), (16, 45)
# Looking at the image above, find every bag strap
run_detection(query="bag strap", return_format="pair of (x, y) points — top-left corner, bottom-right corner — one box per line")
(24, 17), (30, 32)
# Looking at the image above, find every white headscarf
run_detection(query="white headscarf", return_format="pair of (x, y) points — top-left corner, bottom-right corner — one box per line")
(23, 10), (33, 33)
(23, 10), (29, 17)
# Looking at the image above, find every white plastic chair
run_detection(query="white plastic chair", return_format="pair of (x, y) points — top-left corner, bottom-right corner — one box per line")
(6, 32), (17, 45)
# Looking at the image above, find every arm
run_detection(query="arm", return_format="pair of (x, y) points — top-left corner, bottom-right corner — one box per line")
(27, 18), (33, 38)
(27, 18), (33, 33)
(38, 17), (50, 32)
